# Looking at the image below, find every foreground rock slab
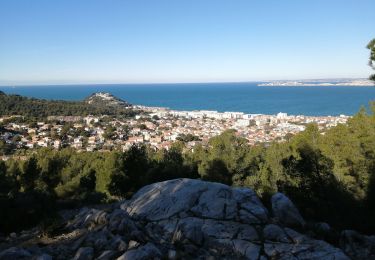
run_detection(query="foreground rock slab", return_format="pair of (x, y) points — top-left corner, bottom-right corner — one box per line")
(0, 178), (358, 259)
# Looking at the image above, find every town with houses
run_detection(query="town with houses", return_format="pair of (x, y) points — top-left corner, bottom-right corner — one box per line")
(258, 78), (374, 87)
(0, 93), (349, 158)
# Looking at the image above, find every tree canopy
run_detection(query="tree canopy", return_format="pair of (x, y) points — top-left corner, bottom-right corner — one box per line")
(0, 92), (136, 119)
(2, 105), (375, 234)
(368, 38), (375, 81)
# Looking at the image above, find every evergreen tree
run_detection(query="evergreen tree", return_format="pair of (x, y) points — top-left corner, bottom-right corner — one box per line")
(0, 161), (12, 196)
(20, 157), (40, 192)
(80, 168), (96, 192)
(368, 39), (375, 81)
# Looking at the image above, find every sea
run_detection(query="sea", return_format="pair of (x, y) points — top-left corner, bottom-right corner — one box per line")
(1, 82), (375, 116)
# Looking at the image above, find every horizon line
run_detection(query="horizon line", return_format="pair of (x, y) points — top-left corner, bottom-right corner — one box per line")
(0, 77), (370, 87)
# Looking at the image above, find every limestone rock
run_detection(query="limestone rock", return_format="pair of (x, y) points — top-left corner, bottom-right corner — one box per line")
(96, 250), (117, 260)
(73, 247), (94, 260)
(263, 224), (290, 243)
(340, 230), (375, 259)
(35, 254), (53, 260)
(271, 192), (305, 228)
(315, 222), (331, 233)
(232, 239), (261, 259)
(0, 247), (31, 260)
(126, 178), (268, 224)
(127, 240), (140, 250)
(0, 179), (353, 260)
(117, 243), (162, 260)
(264, 240), (349, 260)
(65, 208), (108, 232)
(167, 249), (177, 260)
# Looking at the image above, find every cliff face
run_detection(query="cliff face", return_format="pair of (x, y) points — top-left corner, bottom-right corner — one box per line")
(1, 179), (374, 259)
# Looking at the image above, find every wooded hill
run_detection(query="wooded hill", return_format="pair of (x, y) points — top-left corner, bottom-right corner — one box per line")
(0, 91), (136, 119)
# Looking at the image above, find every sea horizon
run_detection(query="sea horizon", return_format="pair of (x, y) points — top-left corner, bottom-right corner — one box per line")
(0, 77), (371, 87)
(1, 82), (375, 117)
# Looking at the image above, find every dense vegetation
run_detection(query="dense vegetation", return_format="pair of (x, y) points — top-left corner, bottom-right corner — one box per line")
(0, 91), (136, 119)
(1, 104), (375, 234)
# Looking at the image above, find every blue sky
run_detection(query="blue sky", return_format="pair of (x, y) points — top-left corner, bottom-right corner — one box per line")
(0, 0), (374, 85)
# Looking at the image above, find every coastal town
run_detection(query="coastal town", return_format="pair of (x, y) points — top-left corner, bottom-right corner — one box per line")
(0, 93), (349, 156)
(258, 78), (374, 87)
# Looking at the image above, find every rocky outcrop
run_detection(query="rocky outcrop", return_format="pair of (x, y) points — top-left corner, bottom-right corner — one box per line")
(124, 178), (268, 223)
(271, 192), (306, 228)
(84, 92), (131, 107)
(73, 247), (94, 260)
(340, 230), (375, 259)
(0, 247), (32, 259)
(1, 178), (371, 259)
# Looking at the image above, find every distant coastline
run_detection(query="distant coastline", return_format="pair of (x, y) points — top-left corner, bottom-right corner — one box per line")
(258, 78), (374, 87)
(2, 82), (375, 116)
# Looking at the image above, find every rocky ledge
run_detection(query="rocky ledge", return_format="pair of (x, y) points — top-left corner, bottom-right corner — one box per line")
(1, 178), (375, 259)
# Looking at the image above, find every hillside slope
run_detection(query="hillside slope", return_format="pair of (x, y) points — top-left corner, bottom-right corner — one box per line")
(0, 91), (134, 118)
